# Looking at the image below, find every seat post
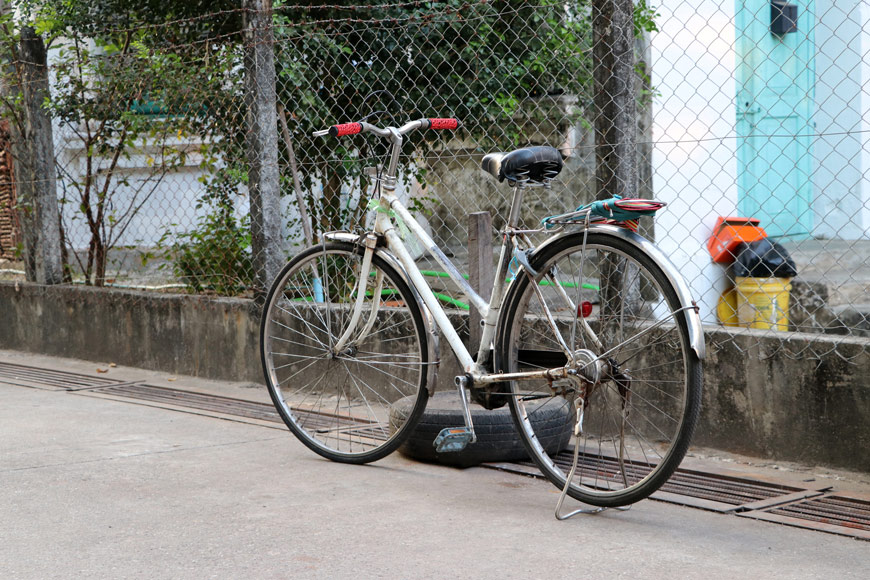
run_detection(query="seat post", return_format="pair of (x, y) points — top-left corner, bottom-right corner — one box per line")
(506, 183), (526, 229)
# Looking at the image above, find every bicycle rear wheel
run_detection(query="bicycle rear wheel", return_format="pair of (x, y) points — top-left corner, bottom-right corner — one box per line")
(495, 231), (702, 507)
(260, 241), (430, 464)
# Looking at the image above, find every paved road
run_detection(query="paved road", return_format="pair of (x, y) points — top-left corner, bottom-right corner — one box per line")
(1, 351), (868, 579)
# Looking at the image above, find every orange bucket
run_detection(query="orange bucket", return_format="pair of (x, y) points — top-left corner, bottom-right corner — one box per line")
(708, 217), (767, 263)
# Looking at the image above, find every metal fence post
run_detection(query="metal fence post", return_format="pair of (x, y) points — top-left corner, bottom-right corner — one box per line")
(468, 211), (493, 352)
(243, 0), (284, 298)
(17, 26), (62, 285)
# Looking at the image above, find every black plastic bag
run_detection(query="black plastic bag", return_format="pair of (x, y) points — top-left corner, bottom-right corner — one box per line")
(733, 239), (797, 278)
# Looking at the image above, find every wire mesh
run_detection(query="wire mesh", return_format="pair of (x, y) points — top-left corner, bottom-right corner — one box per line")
(0, 0), (868, 362)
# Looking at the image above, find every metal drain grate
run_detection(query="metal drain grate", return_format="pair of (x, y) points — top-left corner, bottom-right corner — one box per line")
(549, 451), (808, 509)
(0, 361), (123, 390)
(486, 449), (868, 540)
(738, 495), (870, 540)
(653, 467), (815, 511)
(90, 384), (390, 442)
(94, 383), (284, 423)
(495, 452), (809, 512)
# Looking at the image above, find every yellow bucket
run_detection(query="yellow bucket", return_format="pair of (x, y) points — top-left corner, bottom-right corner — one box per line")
(716, 287), (740, 327)
(734, 277), (792, 331)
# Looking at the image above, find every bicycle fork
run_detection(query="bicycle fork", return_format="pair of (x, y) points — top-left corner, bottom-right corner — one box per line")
(331, 233), (383, 356)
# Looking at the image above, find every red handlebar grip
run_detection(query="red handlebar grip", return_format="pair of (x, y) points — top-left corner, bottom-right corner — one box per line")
(329, 122), (363, 137)
(427, 118), (459, 130)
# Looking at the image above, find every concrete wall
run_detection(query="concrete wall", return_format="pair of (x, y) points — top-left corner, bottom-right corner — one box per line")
(0, 282), (262, 382)
(696, 328), (870, 471)
(1, 281), (868, 472)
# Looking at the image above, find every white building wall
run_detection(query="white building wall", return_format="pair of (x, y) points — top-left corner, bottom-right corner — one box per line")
(814, 0), (864, 239)
(862, 1), (870, 237)
(651, 3), (739, 324)
(53, 124), (217, 251)
(652, 0), (870, 324)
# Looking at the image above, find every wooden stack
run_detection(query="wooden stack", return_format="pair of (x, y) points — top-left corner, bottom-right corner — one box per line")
(0, 120), (19, 260)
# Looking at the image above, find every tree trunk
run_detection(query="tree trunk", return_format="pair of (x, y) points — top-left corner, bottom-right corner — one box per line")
(592, 0), (637, 201)
(592, 0), (640, 324)
(17, 26), (63, 284)
(243, 0), (284, 299)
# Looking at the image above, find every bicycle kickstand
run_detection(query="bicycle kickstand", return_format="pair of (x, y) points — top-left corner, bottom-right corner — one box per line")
(555, 395), (631, 520)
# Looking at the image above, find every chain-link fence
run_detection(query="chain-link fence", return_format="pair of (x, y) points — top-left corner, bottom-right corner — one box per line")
(0, 0), (868, 362)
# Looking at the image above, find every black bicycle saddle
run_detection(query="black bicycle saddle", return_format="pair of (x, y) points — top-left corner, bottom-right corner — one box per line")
(481, 146), (563, 184)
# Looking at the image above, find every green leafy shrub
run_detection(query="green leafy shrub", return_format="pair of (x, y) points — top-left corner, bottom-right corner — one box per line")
(169, 209), (253, 296)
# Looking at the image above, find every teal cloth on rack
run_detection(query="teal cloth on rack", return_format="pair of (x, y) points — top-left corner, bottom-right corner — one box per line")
(542, 195), (662, 228)
(581, 195), (659, 221)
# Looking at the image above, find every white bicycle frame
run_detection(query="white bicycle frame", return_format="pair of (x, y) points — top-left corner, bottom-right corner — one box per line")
(316, 120), (705, 393)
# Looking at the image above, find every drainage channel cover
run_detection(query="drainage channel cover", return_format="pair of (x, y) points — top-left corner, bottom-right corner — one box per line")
(652, 467), (817, 511)
(92, 383), (284, 424)
(485, 450), (867, 541)
(737, 495), (870, 540)
(89, 384), (390, 442)
(490, 452), (805, 511)
(0, 361), (123, 390)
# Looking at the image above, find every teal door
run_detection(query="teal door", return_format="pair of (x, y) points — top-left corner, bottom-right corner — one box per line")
(735, 0), (815, 239)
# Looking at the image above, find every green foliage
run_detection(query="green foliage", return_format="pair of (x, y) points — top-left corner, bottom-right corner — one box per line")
(168, 208), (254, 296)
(272, 0), (594, 234)
(0, 1), (656, 293)
(20, 0), (241, 42)
(634, 1), (659, 36)
(0, 0), (243, 286)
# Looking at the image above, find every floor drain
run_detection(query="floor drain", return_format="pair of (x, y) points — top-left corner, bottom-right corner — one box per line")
(485, 451), (869, 541)
(0, 361), (122, 390)
(92, 383), (283, 423)
(738, 494), (870, 540)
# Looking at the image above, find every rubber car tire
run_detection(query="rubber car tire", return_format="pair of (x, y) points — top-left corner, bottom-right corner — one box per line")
(389, 391), (572, 468)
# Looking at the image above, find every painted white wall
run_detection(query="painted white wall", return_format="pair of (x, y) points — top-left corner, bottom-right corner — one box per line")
(53, 123), (218, 251)
(814, 0), (864, 239)
(651, 3), (739, 324)
(862, 1), (870, 237)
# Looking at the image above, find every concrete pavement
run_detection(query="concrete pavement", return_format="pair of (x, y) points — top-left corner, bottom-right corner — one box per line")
(2, 350), (869, 579)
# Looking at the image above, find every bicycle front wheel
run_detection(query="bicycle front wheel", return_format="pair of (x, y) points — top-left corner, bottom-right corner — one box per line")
(495, 231), (702, 507)
(260, 241), (430, 464)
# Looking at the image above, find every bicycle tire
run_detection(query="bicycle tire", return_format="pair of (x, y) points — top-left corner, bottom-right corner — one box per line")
(260, 241), (430, 464)
(495, 231), (703, 507)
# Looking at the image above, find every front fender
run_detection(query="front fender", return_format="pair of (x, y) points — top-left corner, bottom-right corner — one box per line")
(322, 231), (441, 393)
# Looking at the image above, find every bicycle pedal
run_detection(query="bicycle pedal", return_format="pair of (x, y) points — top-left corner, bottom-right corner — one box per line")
(433, 427), (474, 453)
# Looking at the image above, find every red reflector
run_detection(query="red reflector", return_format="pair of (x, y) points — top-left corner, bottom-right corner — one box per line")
(578, 301), (593, 318)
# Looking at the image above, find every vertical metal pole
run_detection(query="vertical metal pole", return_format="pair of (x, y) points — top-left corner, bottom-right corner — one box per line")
(244, 0), (284, 299)
(18, 26), (62, 285)
(468, 211), (493, 352)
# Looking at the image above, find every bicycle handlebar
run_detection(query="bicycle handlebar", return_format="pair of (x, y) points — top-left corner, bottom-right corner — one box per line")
(314, 117), (461, 138)
(328, 122), (364, 137)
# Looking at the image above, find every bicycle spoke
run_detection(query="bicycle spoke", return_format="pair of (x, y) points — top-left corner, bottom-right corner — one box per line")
(261, 242), (429, 463)
(499, 232), (701, 507)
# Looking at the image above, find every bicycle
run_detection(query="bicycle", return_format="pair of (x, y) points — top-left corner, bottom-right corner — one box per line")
(260, 117), (705, 515)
